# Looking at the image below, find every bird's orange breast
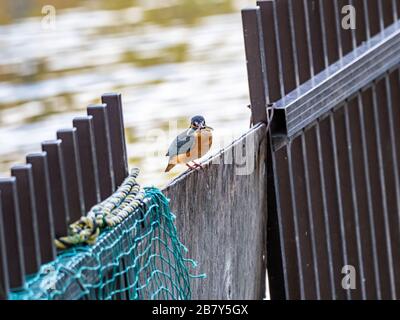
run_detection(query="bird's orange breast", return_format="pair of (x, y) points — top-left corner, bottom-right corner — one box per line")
(171, 129), (212, 164)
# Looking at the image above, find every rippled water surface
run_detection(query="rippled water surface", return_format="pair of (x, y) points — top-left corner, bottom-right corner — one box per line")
(0, 0), (254, 187)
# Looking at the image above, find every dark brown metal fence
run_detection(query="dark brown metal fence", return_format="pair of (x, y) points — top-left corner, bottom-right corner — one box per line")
(0, 93), (128, 299)
(243, 0), (400, 299)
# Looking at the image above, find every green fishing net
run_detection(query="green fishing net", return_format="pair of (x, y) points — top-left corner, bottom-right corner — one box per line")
(9, 187), (205, 300)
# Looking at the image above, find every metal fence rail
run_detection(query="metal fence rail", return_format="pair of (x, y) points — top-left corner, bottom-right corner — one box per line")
(0, 93), (128, 299)
(243, 0), (400, 299)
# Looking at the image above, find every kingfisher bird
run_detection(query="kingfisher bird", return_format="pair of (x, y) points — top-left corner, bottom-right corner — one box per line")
(165, 115), (213, 172)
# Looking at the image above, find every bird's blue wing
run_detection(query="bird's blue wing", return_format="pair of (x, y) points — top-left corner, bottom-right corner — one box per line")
(166, 130), (195, 157)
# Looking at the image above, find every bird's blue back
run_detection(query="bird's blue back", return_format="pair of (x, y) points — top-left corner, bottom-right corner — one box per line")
(166, 129), (196, 157)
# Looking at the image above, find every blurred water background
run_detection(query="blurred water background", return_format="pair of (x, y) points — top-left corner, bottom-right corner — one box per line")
(0, 0), (254, 187)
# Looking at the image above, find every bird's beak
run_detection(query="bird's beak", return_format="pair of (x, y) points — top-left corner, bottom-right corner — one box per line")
(204, 125), (213, 131)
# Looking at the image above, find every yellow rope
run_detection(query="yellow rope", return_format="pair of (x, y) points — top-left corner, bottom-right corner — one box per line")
(55, 168), (145, 250)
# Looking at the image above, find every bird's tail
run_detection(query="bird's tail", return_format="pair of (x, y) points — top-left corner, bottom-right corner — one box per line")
(165, 163), (175, 172)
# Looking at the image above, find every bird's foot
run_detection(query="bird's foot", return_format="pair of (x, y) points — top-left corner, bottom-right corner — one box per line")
(186, 163), (196, 170)
(192, 161), (204, 170)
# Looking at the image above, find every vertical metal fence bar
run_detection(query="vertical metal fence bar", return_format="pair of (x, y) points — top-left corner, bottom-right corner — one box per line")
(387, 1), (397, 25)
(361, 88), (391, 299)
(348, 0), (358, 51)
(42, 140), (70, 238)
(392, 69), (400, 210)
(57, 128), (85, 222)
(290, 136), (319, 299)
(315, 122), (336, 299)
(0, 194), (9, 300)
(332, 104), (363, 299)
(376, 0), (385, 31)
(257, 0), (281, 102)
(286, 141), (306, 299)
(332, 0), (344, 59)
(363, 0), (371, 40)
(353, 0), (367, 47)
(393, 0), (399, 22)
(371, 82), (396, 299)
(387, 1), (395, 26)
(328, 114), (350, 299)
(270, 0), (285, 99)
(315, 117), (343, 299)
(266, 140), (286, 300)
(336, 0), (354, 56)
(362, 85), (394, 299)
(26, 152), (56, 264)
(101, 93), (129, 187)
(397, 0), (400, 21)
(332, 106), (361, 299)
(287, 0), (300, 89)
(381, 0), (394, 28)
(382, 72), (400, 297)
(396, 68), (400, 175)
(290, 0), (311, 85)
(367, 0), (380, 37)
(302, 0), (315, 78)
(305, 0), (325, 75)
(319, 0), (336, 67)
(272, 146), (301, 299)
(0, 178), (25, 289)
(11, 164), (41, 276)
(73, 116), (101, 212)
(242, 7), (269, 124)
(375, 75), (400, 297)
(273, 0), (296, 96)
(391, 69), (400, 298)
(87, 104), (116, 200)
(347, 95), (378, 299)
(343, 103), (366, 299)
(300, 132), (321, 299)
